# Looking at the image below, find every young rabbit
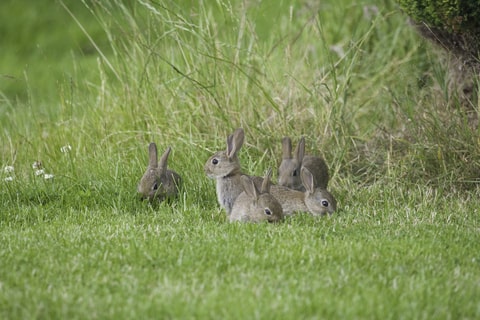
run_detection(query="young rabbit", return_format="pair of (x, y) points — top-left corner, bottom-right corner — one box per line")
(278, 136), (329, 191)
(271, 167), (336, 216)
(230, 169), (284, 223)
(204, 128), (261, 215)
(138, 143), (182, 202)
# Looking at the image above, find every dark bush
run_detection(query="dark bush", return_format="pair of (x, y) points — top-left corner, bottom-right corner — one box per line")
(397, 0), (480, 127)
(397, 0), (480, 66)
(397, 0), (480, 31)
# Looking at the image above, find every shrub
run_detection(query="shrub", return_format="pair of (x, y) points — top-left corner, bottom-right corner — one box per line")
(397, 0), (480, 127)
(397, 0), (480, 31)
(397, 0), (480, 66)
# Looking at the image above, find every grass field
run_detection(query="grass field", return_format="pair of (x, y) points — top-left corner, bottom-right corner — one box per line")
(1, 0), (479, 319)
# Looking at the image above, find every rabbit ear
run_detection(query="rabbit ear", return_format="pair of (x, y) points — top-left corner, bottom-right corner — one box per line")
(295, 137), (306, 164)
(226, 128), (244, 158)
(241, 175), (259, 200)
(148, 143), (158, 168)
(282, 137), (292, 159)
(158, 146), (172, 173)
(261, 168), (272, 193)
(301, 167), (315, 194)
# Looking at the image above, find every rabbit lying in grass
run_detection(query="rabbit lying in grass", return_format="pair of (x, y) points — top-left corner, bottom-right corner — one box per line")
(204, 128), (263, 215)
(271, 167), (336, 216)
(138, 143), (181, 202)
(278, 136), (329, 191)
(230, 169), (284, 223)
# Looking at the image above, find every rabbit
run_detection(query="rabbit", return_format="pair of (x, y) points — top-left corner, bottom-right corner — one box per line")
(230, 168), (284, 223)
(138, 143), (182, 202)
(278, 136), (329, 191)
(204, 128), (263, 215)
(270, 167), (336, 216)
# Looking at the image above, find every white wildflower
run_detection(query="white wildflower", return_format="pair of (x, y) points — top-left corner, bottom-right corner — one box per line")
(4, 176), (14, 182)
(4, 166), (14, 173)
(35, 169), (45, 176)
(61, 145), (72, 153)
(44, 174), (54, 180)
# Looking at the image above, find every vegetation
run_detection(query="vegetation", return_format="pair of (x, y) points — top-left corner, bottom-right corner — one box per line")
(1, 0), (479, 319)
(396, 0), (480, 32)
(397, 0), (480, 61)
(396, 0), (480, 114)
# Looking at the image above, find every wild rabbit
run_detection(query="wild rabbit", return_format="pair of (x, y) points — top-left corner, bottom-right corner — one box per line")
(204, 128), (263, 215)
(271, 167), (336, 216)
(230, 169), (284, 223)
(278, 136), (329, 191)
(138, 143), (181, 202)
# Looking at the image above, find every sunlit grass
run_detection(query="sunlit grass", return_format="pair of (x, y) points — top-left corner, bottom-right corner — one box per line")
(0, 0), (479, 319)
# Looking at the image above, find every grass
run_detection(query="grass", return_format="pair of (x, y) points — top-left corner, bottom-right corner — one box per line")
(1, 0), (479, 319)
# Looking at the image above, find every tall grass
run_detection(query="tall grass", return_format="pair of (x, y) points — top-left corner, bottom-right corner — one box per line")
(2, 0), (478, 188)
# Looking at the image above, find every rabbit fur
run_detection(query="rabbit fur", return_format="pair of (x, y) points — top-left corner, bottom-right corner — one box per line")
(138, 143), (181, 202)
(230, 169), (284, 223)
(270, 167), (336, 216)
(204, 128), (264, 214)
(278, 136), (329, 191)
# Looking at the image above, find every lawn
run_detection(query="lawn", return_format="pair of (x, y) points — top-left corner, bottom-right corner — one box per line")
(1, 0), (479, 319)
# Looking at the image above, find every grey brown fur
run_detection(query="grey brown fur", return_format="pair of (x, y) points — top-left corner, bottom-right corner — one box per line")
(204, 128), (248, 214)
(270, 167), (336, 216)
(138, 143), (181, 202)
(230, 169), (284, 223)
(278, 136), (329, 191)
(204, 128), (266, 215)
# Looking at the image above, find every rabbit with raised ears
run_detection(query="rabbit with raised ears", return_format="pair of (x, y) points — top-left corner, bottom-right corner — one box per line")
(270, 167), (336, 216)
(204, 128), (249, 215)
(278, 136), (329, 191)
(230, 169), (284, 223)
(138, 143), (182, 202)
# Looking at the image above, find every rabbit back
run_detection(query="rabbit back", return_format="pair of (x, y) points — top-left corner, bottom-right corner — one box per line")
(303, 155), (329, 189)
(269, 167), (337, 216)
(269, 184), (308, 216)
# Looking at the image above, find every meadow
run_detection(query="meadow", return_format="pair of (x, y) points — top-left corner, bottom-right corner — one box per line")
(1, 0), (479, 319)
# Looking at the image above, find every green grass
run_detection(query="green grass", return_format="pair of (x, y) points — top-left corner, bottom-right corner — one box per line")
(1, 0), (479, 319)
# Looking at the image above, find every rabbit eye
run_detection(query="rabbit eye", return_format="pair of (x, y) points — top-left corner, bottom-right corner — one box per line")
(292, 169), (298, 176)
(321, 200), (329, 207)
(212, 158), (219, 165)
(264, 208), (272, 215)
(153, 182), (159, 191)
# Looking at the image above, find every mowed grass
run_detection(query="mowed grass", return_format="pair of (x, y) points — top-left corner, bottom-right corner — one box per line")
(1, 0), (479, 319)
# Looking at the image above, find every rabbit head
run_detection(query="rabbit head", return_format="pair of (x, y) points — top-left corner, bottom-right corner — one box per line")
(278, 136), (305, 190)
(138, 143), (181, 202)
(301, 167), (336, 216)
(204, 128), (244, 179)
(230, 169), (284, 223)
